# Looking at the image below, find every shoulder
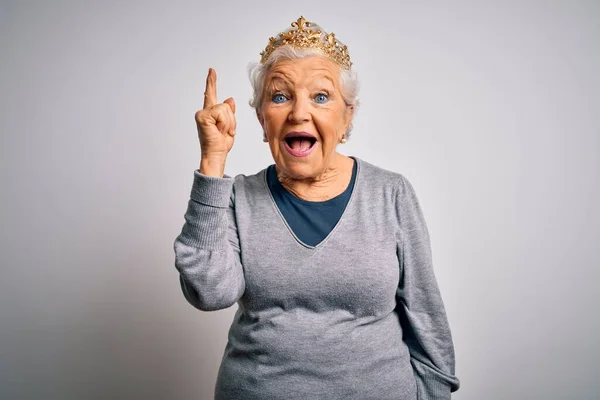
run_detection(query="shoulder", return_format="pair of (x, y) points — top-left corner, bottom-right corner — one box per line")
(355, 157), (414, 197)
(227, 166), (269, 200)
(231, 166), (266, 185)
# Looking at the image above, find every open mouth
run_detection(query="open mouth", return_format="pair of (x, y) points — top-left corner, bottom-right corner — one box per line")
(283, 132), (317, 157)
(284, 136), (317, 151)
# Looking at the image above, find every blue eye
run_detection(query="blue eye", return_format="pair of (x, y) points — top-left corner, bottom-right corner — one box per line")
(314, 93), (329, 104)
(272, 93), (288, 104)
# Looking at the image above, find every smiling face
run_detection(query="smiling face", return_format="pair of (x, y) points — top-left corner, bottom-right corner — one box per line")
(257, 56), (354, 180)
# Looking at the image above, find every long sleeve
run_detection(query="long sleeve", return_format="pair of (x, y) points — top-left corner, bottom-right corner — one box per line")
(173, 170), (245, 311)
(395, 175), (460, 399)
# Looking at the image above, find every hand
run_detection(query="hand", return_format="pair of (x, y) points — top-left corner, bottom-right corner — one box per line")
(195, 68), (236, 176)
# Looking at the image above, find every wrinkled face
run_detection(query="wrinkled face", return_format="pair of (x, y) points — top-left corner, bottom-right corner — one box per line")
(258, 56), (354, 180)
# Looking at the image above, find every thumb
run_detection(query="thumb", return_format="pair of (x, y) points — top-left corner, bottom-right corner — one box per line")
(224, 97), (236, 114)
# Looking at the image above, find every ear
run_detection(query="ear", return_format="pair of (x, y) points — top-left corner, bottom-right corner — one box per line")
(256, 108), (265, 129)
(344, 104), (355, 129)
(346, 104), (355, 118)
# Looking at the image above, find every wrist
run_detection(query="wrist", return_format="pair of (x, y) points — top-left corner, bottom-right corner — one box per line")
(199, 156), (227, 177)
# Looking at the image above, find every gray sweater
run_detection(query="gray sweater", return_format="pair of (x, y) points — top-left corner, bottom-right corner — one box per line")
(173, 157), (459, 400)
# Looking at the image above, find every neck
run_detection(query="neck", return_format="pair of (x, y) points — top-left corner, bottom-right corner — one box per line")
(276, 153), (354, 201)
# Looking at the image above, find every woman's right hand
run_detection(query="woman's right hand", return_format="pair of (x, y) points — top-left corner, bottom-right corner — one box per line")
(195, 68), (236, 177)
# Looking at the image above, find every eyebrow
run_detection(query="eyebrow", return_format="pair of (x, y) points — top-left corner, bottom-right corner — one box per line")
(266, 70), (336, 87)
(267, 76), (290, 86)
(266, 71), (292, 85)
(313, 73), (335, 86)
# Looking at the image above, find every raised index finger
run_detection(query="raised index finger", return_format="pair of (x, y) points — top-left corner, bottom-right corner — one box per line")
(203, 68), (217, 109)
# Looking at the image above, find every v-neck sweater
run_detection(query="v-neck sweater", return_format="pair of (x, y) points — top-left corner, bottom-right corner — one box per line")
(173, 157), (460, 400)
(266, 157), (358, 247)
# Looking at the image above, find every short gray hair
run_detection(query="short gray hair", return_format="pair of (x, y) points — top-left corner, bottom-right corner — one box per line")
(247, 46), (360, 138)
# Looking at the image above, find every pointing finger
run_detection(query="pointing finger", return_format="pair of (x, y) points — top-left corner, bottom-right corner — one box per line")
(203, 68), (217, 109)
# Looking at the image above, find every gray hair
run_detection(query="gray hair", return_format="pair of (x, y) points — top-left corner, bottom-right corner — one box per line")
(247, 46), (360, 138)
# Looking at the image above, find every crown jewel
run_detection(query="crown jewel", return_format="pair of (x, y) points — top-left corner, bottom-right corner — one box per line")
(259, 16), (352, 70)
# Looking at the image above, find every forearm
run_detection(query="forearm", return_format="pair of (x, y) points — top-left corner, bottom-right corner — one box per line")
(173, 170), (245, 311)
(410, 357), (458, 400)
(398, 284), (459, 399)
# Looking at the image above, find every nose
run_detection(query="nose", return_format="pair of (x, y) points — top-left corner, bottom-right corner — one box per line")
(287, 95), (311, 124)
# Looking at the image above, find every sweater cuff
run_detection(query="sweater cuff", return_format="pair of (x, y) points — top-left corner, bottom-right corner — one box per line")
(415, 374), (452, 400)
(190, 170), (234, 208)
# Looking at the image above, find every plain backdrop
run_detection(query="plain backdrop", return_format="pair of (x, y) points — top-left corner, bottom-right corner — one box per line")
(1, 1), (599, 399)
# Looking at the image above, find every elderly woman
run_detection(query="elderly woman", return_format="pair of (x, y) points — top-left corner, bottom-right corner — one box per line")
(174, 16), (460, 400)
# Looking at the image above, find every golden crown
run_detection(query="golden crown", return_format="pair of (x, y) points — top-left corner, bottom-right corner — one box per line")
(259, 16), (352, 70)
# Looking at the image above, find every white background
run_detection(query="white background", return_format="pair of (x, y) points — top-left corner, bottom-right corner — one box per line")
(1, 1), (599, 399)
